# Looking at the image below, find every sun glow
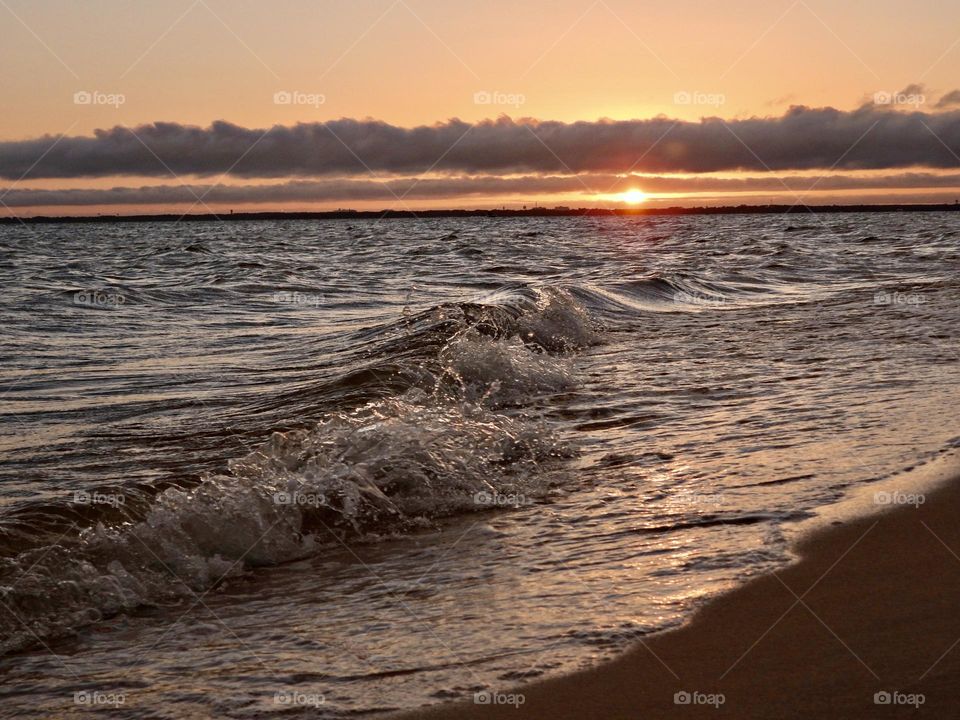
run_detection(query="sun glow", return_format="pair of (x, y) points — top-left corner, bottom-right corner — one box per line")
(621, 189), (648, 205)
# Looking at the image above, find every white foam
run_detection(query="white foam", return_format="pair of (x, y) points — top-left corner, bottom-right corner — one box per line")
(516, 287), (602, 350)
(0, 287), (597, 654)
(1, 396), (569, 652)
(441, 333), (575, 404)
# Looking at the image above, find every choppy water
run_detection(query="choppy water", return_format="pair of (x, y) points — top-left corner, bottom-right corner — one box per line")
(1, 214), (958, 718)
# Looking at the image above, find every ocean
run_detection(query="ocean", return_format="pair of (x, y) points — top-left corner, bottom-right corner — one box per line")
(1, 213), (958, 717)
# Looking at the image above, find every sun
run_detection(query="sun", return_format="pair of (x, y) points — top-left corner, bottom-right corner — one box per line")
(621, 188), (648, 205)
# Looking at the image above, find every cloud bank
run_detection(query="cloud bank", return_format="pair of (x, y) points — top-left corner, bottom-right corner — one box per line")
(3, 105), (960, 181)
(4, 172), (960, 207)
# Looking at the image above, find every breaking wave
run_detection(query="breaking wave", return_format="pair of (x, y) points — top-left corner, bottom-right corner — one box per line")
(0, 286), (598, 654)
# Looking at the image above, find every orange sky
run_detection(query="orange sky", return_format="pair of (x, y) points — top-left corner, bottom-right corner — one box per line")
(2, 0), (960, 214)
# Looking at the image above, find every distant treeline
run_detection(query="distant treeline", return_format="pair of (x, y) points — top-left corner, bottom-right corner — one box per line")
(3, 203), (960, 225)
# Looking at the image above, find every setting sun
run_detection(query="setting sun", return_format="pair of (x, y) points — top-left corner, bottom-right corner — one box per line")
(621, 189), (648, 205)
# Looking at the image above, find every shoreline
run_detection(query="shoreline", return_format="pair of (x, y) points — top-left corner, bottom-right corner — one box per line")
(401, 450), (960, 719)
(3, 202), (960, 224)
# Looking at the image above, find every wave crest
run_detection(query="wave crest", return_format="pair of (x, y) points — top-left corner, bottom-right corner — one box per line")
(0, 285), (597, 654)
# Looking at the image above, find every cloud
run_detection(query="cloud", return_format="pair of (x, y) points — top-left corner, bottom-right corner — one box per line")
(937, 90), (960, 108)
(2, 106), (960, 181)
(898, 83), (927, 97)
(5, 171), (960, 207)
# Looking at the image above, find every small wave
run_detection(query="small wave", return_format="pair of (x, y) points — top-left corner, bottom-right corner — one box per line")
(568, 271), (807, 317)
(513, 287), (601, 350)
(441, 334), (575, 404)
(0, 397), (571, 655)
(0, 285), (597, 655)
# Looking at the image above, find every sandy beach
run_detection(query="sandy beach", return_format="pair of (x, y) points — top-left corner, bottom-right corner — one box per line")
(404, 453), (960, 719)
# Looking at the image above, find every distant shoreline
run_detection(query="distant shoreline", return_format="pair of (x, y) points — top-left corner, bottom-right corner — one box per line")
(3, 203), (960, 224)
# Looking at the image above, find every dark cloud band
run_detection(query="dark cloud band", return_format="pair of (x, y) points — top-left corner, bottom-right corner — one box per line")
(2, 106), (960, 181)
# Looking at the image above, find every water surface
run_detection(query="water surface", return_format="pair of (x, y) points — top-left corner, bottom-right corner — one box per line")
(1, 214), (958, 717)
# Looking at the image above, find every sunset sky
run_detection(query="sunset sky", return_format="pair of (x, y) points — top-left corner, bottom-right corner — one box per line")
(3, 0), (960, 214)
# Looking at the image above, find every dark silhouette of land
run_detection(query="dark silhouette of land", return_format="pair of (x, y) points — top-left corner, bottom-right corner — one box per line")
(2, 203), (960, 224)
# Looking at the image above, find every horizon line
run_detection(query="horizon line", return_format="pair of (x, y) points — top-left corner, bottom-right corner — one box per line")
(4, 202), (960, 224)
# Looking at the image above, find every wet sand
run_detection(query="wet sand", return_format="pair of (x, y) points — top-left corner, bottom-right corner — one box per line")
(402, 454), (960, 718)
